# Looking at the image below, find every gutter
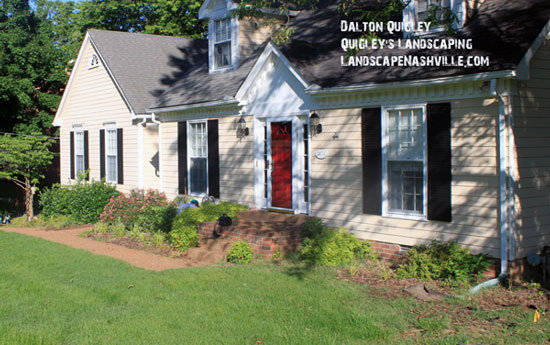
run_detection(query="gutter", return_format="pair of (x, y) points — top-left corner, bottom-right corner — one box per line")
(306, 70), (516, 95)
(137, 118), (147, 189)
(147, 99), (240, 114)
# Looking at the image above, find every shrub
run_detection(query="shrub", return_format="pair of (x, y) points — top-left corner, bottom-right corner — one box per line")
(100, 189), (176, 233)
(167, 202), (247, 252)
(300, 219), (377, 266)
(395, 240), (491, 284)
(227, 240), (254, 264)
(40, 180), (119, 224)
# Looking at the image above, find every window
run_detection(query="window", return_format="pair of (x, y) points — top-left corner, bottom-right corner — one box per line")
(188, 121), (208, 195)
(416, 0), (451, 23)
(106, 129), (117, 183)
(383, 107), (426, 218)
(214, 18), (232, 68)
(75, 131), (85, 176)
(88, 53), (100, 69)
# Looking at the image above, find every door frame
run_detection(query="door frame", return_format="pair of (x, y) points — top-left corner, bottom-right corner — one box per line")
(254, 114), (309, 214)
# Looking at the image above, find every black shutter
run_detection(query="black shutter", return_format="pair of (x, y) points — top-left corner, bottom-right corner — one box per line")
(70, 131), (75, 180)
(117, 128), (123, 184)
(178, 122), (188, 195)
(427, 103), (452, 222)
(208, 119), (220, 198)
(83, 130), (89, 180)
(99, 130), (105, 179)
(361, 108), (382, 215)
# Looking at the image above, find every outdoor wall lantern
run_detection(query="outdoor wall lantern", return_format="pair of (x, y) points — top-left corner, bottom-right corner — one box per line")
(237, 116), (249, 139)
(310, 112), (322, 136)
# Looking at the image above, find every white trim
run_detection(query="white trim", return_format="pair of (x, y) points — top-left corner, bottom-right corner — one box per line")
(88, 53), (100, 69)
(151, 113), (162, 192)
(74, 128), (85, 177)
(147, 99), (239, 113)
(199, 0), (237, 19)
(517, 19), (550, 80)
(53, 33), (91, 127)
(137, 118), (147, 189)
(187, 120), (209, 197)
(208, 15), (240, 73)
(381, 104), (428, 221)
(306, 70), (516, 95)
(235, 42), (310, 102)
(507, 93), (516, 261)
(104, 127), (118, 184)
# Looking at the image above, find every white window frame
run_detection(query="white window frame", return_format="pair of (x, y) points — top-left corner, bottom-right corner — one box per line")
(381, 104), (427, 221)
(403, 0), (465, 37)
(187, 120), (209, 197)
(208, 15), (239, 73)
(105, 127), (118, 184)
(74, 129), (85, 177)
(88, 53), (100, 69)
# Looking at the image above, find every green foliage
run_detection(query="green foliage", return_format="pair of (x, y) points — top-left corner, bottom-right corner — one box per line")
(168, 202), (247, 252)
(40, 180), (120, 224)
(100, 189), (176, 233)
(0, 134), (55, 218)
(300, 219), (377, 267)
(9, 214), (74, 229)
(227, 240), (254, 264)
(396, 241), (491, 284)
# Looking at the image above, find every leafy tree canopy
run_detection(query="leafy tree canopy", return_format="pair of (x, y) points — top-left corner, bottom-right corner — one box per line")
(0, 133), (55, 218)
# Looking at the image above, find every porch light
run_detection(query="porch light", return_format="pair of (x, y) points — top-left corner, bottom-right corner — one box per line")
(310, 112), (322, 136)
(237, 116), (249, 139)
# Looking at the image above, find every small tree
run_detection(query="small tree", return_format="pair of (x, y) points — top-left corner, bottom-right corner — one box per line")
(0, 134), (55, 220)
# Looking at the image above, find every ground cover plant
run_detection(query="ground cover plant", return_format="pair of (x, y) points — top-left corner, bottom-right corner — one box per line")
(1, 230), (549, 345)
(226, 240), (254, 264)
(395, 240), (492, 284)
(299, 218), (378, 266)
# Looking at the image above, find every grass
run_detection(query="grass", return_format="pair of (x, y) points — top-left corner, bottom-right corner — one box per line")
(0, 230), (549, 345)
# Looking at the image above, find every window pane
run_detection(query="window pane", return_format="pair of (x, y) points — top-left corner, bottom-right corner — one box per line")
(388, 161), (423, 214)
(106, 129), (117, 182)
(76, 155), (84, 175)
(388, 109), (422, 160)
(214, 42), (231, 68)
(215, 18), (231, 42)
(189, 122), (207, 157)
(107, 155), (116, 182)
(190, 157), (207, 194)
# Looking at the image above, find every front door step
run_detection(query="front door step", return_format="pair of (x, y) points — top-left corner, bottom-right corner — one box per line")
(197, 211), (310, 258)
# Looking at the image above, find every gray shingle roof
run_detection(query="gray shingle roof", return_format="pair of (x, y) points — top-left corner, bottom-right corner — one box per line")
(280, 0), (550, 88)
(88, 29), (207, 114)
(88, 0), (550, 112)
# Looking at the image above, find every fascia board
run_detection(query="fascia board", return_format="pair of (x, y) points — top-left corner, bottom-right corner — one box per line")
(517, 19), (550, 80)
(307, 70), (517, 96)
(52, 33), (91, 127)
(235, 41), (310, 102)
(88, 35), (136, 118)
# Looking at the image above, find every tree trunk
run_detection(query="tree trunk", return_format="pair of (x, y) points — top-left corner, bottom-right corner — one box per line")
(25, 178), (33, 221)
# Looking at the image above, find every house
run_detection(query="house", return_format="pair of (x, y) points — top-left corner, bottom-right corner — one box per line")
(53, 0), (550, 275)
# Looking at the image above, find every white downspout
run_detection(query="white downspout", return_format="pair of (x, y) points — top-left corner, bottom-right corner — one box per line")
(137, 118), (147, 189)
(151, 113), (162, 192)
(507, 96), (516, 261)
(491, 79), (509, 277)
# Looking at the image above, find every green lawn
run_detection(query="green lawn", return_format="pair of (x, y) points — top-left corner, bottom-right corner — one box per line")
(0, 230), (548, 345)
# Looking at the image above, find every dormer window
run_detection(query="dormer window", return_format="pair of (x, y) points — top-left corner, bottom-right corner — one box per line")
(88, 53), (100, 69)
(416, 0), (450, 23)
(403, 0), (464, 36)
(214, 18), (232, 68)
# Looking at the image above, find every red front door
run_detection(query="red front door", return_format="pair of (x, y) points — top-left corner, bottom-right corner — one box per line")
(271, 122), (292, 209)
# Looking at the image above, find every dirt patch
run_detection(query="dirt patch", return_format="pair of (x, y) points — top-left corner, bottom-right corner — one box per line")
(1, 226), (233, 271)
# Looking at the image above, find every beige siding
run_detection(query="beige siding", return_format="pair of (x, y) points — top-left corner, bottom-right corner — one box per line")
(309, 100), (501, 256)
(161, 115), (255, 206)
(58, 40), (138, 193)
(239, 19), (275, 57)
(512, 36), (550, 259)
(143, 125), (160, 190)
